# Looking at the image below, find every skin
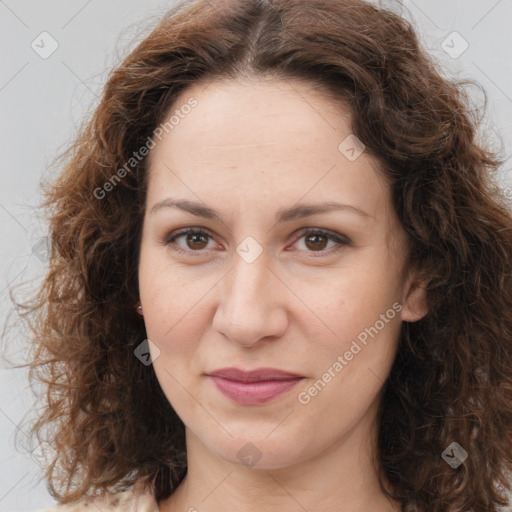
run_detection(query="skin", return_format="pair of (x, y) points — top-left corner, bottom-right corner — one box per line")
(138, 76), (427, 512)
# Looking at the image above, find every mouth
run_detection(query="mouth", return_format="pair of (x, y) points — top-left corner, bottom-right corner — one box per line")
(206, 367), (304, 405)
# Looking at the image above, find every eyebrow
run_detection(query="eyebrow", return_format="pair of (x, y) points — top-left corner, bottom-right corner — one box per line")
(150, 198), (371, 222)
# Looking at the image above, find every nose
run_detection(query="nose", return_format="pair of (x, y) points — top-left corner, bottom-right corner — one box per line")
(211, 252), (289, 348)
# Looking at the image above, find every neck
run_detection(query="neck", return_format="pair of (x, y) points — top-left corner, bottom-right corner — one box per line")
(159, 400), (402, 512)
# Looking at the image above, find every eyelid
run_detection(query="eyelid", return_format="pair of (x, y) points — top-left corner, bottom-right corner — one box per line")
(163, 226), (218, 247)
(290, 227), (351, 248)
(163, 226), (351, 256)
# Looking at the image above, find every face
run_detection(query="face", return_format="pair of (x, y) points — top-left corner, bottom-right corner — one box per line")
(138, 76), (426, 470)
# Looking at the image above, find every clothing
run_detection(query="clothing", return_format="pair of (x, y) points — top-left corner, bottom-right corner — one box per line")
(35, 482), (159, 512)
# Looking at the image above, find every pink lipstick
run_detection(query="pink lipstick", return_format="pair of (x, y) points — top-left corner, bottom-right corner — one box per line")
(207, 367), (304, 405)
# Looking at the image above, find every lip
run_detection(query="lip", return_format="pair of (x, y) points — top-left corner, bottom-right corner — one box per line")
(206, 367), (304, 405)
(208, 367), (303, 382)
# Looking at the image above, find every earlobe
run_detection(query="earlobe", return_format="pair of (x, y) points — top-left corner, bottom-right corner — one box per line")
(400, 275), (428, 323)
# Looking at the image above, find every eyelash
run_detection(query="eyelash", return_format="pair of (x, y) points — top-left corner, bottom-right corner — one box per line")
(163, 227), (350, 258)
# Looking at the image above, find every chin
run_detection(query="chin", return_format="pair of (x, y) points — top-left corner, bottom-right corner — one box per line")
(202, 430), (314, 470)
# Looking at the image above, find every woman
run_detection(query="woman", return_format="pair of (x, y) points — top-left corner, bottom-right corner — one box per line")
(20, 0), (512, 511)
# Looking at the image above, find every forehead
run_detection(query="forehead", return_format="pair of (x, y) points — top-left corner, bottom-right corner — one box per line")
(155, 76), (353, 153)
(146, 77), (391, 222)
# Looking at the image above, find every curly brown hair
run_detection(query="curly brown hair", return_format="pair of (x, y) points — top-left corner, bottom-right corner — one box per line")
(11, 0), (512, 510)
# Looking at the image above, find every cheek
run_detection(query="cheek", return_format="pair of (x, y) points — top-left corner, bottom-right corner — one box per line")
(296, 287), (401, 426)
(142, 283), (206, 360)
(138, 243), (207, 341)
(301, 257), (401, 343)
(294, 253), (403, 404)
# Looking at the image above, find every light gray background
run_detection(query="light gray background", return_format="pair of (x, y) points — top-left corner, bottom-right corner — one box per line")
(1, 1), (511, 511)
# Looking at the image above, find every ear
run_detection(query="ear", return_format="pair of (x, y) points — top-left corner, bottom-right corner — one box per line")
(400, 270), (428, 322)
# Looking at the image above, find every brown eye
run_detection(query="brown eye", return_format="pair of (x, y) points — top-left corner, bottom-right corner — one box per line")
(185, 232), (210, 250)
(164, 227), (349, 258)
(304, 233), (329, 251)
(292, 229), (350, 256)
(165, 228), (215, 255)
